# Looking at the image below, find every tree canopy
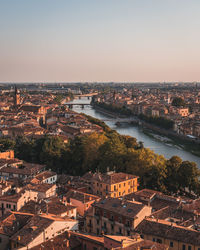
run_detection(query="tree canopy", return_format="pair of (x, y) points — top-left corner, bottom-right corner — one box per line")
(0, 118), (199, 197)
(172, 97), (186, 107)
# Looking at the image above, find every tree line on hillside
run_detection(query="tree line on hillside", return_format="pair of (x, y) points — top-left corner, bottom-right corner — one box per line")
(0, 118), (199, 197)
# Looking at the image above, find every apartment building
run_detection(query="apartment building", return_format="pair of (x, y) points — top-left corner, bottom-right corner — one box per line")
(10, 213), (78, 250)
(135, 218), (200, 250)
(30, 171), (57, 184)
(82, 171), (138, 198)
(0, 189), (38, 216)
(85, 197), (151, 236)
(63, 190), (100, 216)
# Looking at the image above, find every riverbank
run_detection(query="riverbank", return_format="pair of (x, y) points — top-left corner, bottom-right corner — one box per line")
(92, 102), (200, 157)
(92, 104), (128, 119)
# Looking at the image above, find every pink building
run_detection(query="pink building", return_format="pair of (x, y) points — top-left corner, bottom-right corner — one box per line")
(63, 190), (100, 216)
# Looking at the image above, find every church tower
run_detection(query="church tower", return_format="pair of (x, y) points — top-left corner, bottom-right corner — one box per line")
(14, 86), (20, 107)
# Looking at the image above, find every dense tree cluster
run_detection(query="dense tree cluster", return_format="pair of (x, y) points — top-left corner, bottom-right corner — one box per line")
(0, 119), (199, 197)
(139, 114), (174, 130)
(172, 97), (186, 107)
(94, 102), (174, 130)
(54, 92), (74, 104)
(94, 102), (132, 116)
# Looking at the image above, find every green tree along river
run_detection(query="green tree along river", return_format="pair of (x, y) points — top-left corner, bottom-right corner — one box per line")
(69, 97), (200, 168)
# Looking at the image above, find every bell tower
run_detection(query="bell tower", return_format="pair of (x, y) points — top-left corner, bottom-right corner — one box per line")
(14, 86), (20, 107)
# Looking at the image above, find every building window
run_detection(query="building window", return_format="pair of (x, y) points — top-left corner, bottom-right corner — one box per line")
(106, 185), (108, 191)
(97, 228), (99, 235)
(104, 211), (107, 217)
(119, 192), (121, 196)
(188, 246), (191, 250)
(170, 241), (173, 248)
(152, 238), (156, 242)
(97, 183), (99, 186)
(111, 224), (114, 231)
(118, 217), (122, 223)
(13, 205), (16, 210)
(124, 183), (126, 186)
(127, 230), (130, 236)
(119, 184), (121, 188)
(97, 219), (99, 225)
(157, 239), (162, 244)
(119, 227), (122, 235)
(182, 245), (186, 250)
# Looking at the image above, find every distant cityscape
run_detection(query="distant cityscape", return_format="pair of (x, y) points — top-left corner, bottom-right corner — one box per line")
(0, 83), (199, 249)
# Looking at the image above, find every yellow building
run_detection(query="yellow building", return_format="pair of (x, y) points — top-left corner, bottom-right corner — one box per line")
(82, 171), (138, 198)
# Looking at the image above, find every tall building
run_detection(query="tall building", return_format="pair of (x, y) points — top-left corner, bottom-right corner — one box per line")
(14, 86), (20, 107)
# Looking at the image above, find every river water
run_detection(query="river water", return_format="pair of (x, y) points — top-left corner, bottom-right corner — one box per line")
(68, 97), (200, 167)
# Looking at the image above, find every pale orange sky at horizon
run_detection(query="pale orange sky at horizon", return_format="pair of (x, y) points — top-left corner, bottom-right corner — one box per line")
(0, 0), (200, 82)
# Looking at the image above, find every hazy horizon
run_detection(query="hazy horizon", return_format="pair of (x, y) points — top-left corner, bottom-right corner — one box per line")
(1, 0), (200, 82)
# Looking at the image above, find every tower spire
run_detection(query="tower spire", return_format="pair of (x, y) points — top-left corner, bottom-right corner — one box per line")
(14, 85), (20, 107)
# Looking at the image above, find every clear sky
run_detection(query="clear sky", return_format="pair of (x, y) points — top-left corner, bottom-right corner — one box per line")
(0, 0), (200, 82)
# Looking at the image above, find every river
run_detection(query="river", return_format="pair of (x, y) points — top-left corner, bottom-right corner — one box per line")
(68, 97), (200, 167)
